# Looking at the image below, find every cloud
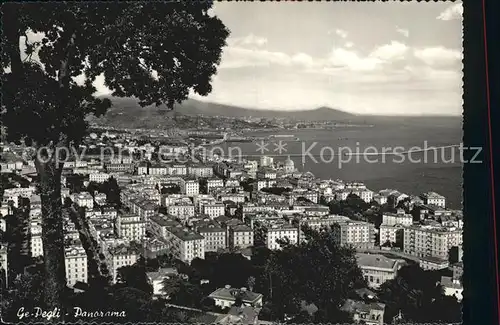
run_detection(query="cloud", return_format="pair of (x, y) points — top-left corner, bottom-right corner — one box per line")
(413, 46), (462, 66)
(396, 27), (409, 38)
(220, 47), (293, 69)
(334, 29), (348, 39)
(369, 41), (409, 61)
(227, 34), (268, 47)
(345, 42), (354, 48)
(291, 53), (315, 68)
(328, 48), (382, 71)
(437, 3), (463, 21)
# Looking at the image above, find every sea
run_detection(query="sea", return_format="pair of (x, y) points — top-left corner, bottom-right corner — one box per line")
(215, 120), (463, 209)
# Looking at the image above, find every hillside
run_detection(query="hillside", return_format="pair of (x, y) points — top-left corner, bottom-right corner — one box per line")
(88, 96), (358, 128)
(88, 96), (462, 129)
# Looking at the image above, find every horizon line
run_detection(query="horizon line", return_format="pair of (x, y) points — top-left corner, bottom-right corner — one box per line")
(98, 94), (462, 118)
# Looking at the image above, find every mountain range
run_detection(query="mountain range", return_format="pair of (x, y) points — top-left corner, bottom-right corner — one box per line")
(89, 96), (461, 129)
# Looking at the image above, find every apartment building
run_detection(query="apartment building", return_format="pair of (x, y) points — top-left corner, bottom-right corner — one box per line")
(164, 227), (205, 264)
(168, 164), (187, 176)
(206, 178), (224, 193)
(30, 218), (44, 257)
(195, 220), (227, 252)
(256, 167), (277, 180)
(332, 219), (375, 249)
(107, 244), (140, 283)
(180, 179), (200, 196)
(188, 165), (213, 178)
(201, 203), (225, 219)
(167, 203), (195, 221)
(115, 214), (146, 242)
(381, 212), (413, 227)
(259, 222), (299, 250)
(379, 224), (405, 247)
(218, 193), (245, 204)
(65, 245), (88, 287)
(228, 224), (254, 249)
(403, 225), (462, 260)
(148, 214), (182, 239)
(149, 164), (169, 176)
(89, 172), (111, 183)
(0, 244), (7, 288)
(73, 192), (94, 209)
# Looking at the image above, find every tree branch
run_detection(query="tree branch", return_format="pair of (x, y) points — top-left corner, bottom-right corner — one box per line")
(4, 4), (23, 76)
(58, 32), (77, 88)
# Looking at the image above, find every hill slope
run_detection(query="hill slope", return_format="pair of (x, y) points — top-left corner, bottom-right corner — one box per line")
(88, 96), (461, 129)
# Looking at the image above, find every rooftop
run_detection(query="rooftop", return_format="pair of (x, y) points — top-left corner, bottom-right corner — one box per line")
(231, 224), (253, 232)
(356, 253), (399, 270)
(169, 227), (204, 241)
(147, 267), (178, 281)
(440, 276), (462, 289)
(341, 299), (385, 313)
(420, 256), (449, 264)
(209, 286), (262, 304)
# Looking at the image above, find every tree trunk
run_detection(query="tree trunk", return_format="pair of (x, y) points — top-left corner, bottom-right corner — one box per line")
(36, 157), (66, 319)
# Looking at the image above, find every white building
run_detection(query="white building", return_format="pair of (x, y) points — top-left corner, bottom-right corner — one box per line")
(188, 165), (213, 178)
(73, 192), (94, 209)
(356, 253), (402, 289)
(256, 167), (277, 180)
(167, 203), (195, 221)
(115, 214), (146, 242)
(30, 219), (44, 257)
(379, 224), (405, 247)
(420, 192), (446, 208)
(89, 172), (111, 183)
(0, 244), (8, 288)
(229, 224), (254, 249)
(65, 245), (88, 287)
(164, 227), (205, 264)
(209, 286), (263, 309)
(137, 163), (148, 175)
(332, 219), (375, 249)
(260, 156), (274, 168)
(263, 223), (299, 250)
(107, 244), (140, 283)
(149, 164), (168, 175)
(201, 203), (225, 219)
(441, 276), (463, 301)
(168, 164), (187, 176)
(382, 212), (413, 227)
(403, 225), (462, 259)
(197, 222), (227, 252)
(180, 179), (200, 196)
(207, 178), (224, 193)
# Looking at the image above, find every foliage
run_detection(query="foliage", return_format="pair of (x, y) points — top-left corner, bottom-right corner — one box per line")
(86, 177), (121, 206)
(247, 275), (256, 292)
(1, 1), (229, 312)
(377, 264), (461, 323)
(261, 187), (291, 196)
(161, 275), (204, 308)
(263, 225), (365, 322)
(160, 184), (181, 195)
(115, 264), (153, 296)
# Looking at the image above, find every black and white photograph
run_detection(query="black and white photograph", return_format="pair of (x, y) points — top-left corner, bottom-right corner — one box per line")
(0, 1), (471, 324)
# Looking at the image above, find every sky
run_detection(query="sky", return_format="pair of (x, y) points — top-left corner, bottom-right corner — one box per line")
(20, 1), (463, 116)
(188, 1), (463, 115)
